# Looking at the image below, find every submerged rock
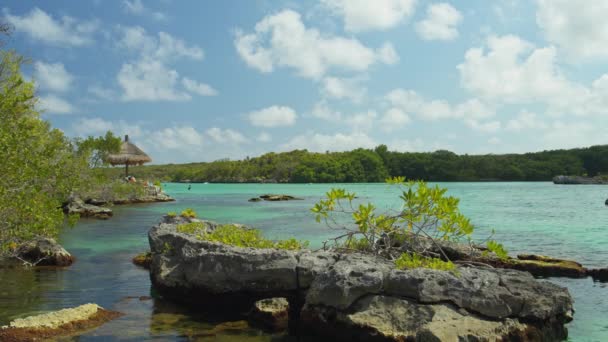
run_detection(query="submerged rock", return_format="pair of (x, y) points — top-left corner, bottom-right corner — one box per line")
(259, 194), (303, 201)
(64, 197), (112, 219)
(0, 303), (121, 341)
(148, 219), (574, 341)
(16, 238), (74, 266)
(248, 197), (262, 202)
(132, 251), (152, 269)
(249, 297), (289, 331)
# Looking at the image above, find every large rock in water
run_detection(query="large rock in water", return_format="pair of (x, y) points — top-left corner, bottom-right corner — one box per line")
(148, 219), (574, 341)
(63, 196), (112, 219)
(16, 238), (74, 266)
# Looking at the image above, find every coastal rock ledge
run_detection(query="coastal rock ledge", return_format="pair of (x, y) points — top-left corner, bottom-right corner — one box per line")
(148, 219), (574, 341)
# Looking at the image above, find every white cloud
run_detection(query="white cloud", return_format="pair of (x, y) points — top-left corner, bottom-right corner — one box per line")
(74, 117), (116, 135)
(321, 76), (366, 102)
(257, 132), (272, 142)
(87, 85), (116, 101)
(345, 110), (377, 132)
(385, 89), (497, 132)
(34, 62), (74, 92)
(205, 127), (248, 144)
(542, 121), (608, 150)
(72, 118), (144, 138)
(248, 105), (297, 127)
(310, 101), (342, 121)
(505, 110), (547, 131)
(4, 7), (98, 46)
(379, 108), (410, 132)
(456, 34), (608, 117)
(536, 0), (608, 61)
(458, 35), (586, 105)
(465, 119), (501, 133)
(117, 26), (204, 62)
(320, 0), (416, 32)
(389, 138), (425, 152)
(234, 10), (398, 79)
(115, 26), (211, 102)
(281, 131), (376, 152)
(415, 3), (463, 41)
(182, 77), (218, 96)
(386, 88), (470, 120)
(117, 59), (191, 101)
(153, 126), (204, 149)
(377, 42), (400, 64)
(38, 95), (75, 114)
(123, 0), (167, 21)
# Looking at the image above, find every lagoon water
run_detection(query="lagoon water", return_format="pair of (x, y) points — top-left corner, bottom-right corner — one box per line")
(1, 182), (607, 341)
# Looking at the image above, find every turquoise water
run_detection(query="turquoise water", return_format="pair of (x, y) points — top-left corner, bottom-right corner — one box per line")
(0, 182), (607, 340)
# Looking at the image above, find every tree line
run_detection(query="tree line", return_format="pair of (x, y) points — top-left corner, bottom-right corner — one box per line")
(104, 144), (608, 183)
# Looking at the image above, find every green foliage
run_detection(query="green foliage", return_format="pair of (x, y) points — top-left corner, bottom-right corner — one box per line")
(180, 208), (197, 218)
(74, 131), (121, 168)
(395, 253), (456, 272)
(0, 49), (89, 254)
(93, 143), (608, 183)
(176, 221), (205, 234)
(312, 178), (475, 258)
(486, 240), (509, 260)
(166, 211), (177, 218)
(192, 224), (308, 250)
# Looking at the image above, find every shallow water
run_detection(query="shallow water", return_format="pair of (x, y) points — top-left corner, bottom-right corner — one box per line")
(0, 182), (607, 341)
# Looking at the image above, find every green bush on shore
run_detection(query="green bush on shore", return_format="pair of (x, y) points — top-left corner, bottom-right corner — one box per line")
(176, 223), (308, 250)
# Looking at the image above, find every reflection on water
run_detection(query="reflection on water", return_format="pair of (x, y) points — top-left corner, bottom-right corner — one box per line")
(0, 182), (607, 340)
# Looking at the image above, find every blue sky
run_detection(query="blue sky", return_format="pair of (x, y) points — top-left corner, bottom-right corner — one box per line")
(4, 0), (608, 163)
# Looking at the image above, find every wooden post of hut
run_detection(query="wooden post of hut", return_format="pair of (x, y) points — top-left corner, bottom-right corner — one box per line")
(106, 135), (152, 178)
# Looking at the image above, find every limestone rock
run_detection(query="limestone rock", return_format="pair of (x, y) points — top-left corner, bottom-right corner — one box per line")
(301, 295), (560, 342)
(16, 238), (74, 266)
(0, 303), (121, 342)
(63, 197), (112, 219)
(249, 297), (289, 331)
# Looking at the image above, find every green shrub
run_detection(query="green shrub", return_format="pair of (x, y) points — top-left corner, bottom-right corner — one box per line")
(180, 208), (197, 218)
(486, 240), (509, 260)
(196, 224), (308, 250)
(176, 221), (206, 234)
(395, 253), (455, 272)
(166, 211), (177, 218)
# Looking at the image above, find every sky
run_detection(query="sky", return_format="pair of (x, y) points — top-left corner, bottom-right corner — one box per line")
(3, 0), (608, 163)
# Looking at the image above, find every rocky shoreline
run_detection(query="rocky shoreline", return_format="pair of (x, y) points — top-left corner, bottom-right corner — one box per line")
(63, 192), (174, 220)
(553, 175), (608, 184)
(147, 216), (575, 341)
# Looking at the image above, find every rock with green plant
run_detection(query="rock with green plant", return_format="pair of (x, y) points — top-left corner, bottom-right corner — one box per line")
(147, 213), (574, 341)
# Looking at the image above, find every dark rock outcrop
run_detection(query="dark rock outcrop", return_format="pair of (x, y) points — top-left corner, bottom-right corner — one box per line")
(63, 197), (112, 219)
(16, 238), (74, 266)
(553, 175), (608, 184)
(248, 297), (289, 331)
(148, 219), (574, 341)
(259, 194), (303, 201)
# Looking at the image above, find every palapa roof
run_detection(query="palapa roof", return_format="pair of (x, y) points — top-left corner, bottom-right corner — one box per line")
(106, 135), (152, 166)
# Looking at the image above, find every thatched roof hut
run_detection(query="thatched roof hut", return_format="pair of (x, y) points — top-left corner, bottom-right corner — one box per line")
(106, 135), (151, 177)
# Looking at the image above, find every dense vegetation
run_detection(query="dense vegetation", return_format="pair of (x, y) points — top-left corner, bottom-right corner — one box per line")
(104, 144), (608, 183)
(0, 25), (121, 256)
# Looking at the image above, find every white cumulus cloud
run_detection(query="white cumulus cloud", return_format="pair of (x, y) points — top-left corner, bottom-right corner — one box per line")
(205, 127), (248, 144)
(415, 3), (463, 41)
(248, 105), (297, 127)
(182, 77), (218, 96)
(234, 10), (398, 79)
(536, 0), (608, 61)
(281, 131), (377, 152)
(34, 61), (74, 92)
(4, 7), (98, 46)
(321, 0), (416, 32)
(38, 95), (75, 114)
